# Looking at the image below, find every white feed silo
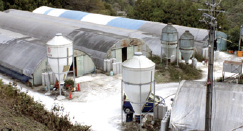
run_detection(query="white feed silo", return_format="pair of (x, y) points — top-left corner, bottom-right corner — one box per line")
(179, 30), (194, 64)
(46, 33), (73, 96)
(122, 52), (155, 118)
(161, 23), (178, 63)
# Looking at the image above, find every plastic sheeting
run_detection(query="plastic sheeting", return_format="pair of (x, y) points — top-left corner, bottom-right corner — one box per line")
(4, 9), (159, 55)
(0, 11), (152, 70)
(31, 6), (210, 54)
(0, 65), (30, 83)
(0, 28), (46, 77)
(5, 9), (208, 56)
(32, 6), (209, 41)
(170, 80), (243, 131)
(107, 17), (145, 30)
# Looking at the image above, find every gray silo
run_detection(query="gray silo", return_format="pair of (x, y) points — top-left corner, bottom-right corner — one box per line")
(161, 23), (178, 63)
(179, 30), (194, 64)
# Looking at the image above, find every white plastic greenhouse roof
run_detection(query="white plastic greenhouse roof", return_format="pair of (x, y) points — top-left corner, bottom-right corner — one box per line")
(0, 28), (46, 77)
(33, 6), (209, 42)
(171, 80), (243, 131)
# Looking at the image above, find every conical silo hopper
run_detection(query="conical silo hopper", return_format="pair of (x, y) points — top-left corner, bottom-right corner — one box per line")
(46, 33), (73, 84)
(122, 52), (155, 115)
(161, 23), (178, 61)
(179, 30), (194, 64)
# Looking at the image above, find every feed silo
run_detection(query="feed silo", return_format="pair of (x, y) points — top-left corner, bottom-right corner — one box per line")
(179, 30), (194, 64)
(46, 33), (73, 96)
(161, 23), (178, 66)
(122, 52), (155, 126)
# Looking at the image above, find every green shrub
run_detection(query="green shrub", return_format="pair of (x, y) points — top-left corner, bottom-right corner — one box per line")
(0, 82), (91, 131)
(194, 52), (205, 62)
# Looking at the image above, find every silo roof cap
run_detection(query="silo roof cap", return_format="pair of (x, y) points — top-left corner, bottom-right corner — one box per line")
(134, 52), (142, 56)
(56, 33), (62, 36)
(180, 30), (194, 39)
(162, 23), (178, 33)
(46, 33), (72, 46)
(123, 52), (155, 69)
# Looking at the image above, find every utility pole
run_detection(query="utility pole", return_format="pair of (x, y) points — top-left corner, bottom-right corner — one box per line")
(198, 0), (224, 130)
(206, 0), (215, 129)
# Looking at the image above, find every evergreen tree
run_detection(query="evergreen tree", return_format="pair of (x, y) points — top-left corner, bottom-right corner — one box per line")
(227, 26), (240, 50)
(0, 0), (3, 11)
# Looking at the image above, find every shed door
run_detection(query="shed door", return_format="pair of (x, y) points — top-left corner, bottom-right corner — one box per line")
(134, 46), (138, 53)
(76, 56), (84, 77)
(116, 49), (122, 62)
(127, 46), (134, 60)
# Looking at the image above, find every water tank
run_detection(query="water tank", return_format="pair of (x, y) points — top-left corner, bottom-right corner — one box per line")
(48, 72), (54, 85)
(113, 63), (117, 74)
(122, 52), (155, 115)
(46, 33), (73, 84)
(104, 59), (107, 71)
(161, 23), (178, 60)
(42, 73), (46, 86)
(107, 59), (111, 72)
(179, 30), (194, 64)
(44, 72), (49, 86)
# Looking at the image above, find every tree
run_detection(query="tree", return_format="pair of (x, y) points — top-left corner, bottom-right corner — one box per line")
(227, 26), (240, 50)
(0, 0), (3, 11)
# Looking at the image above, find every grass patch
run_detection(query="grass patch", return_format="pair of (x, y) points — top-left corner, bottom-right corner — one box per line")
(169, 62), (202, 81)
(0, 79), (91, 131)
(149, 55), (203, 83)
(194, 52), (206, 62)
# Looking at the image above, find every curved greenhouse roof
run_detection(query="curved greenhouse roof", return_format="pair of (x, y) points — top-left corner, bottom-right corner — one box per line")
(33, 6), (209, 42)
(0, 28), (46, 77)
(171, 81), (243, 130)
(4, 9), (163, 56)
(0, 12), (151, 70)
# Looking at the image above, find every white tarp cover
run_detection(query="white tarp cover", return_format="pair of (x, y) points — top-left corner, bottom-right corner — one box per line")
(170, 80), (243, 131)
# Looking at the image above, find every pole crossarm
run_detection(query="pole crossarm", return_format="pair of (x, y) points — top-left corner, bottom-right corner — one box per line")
(198, 0), (225, 130)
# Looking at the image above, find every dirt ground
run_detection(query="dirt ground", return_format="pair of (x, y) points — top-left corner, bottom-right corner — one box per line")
(0, 97), (49, 131)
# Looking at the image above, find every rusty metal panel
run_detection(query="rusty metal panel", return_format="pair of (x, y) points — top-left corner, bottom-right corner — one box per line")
(120, 39), (130, 47)
(74, 50), (85, 56)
